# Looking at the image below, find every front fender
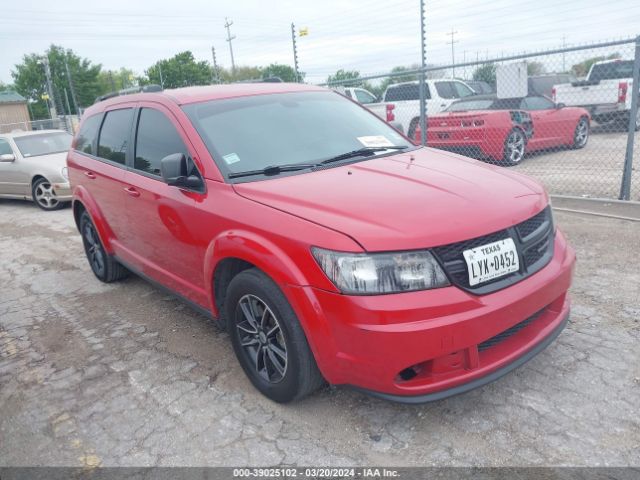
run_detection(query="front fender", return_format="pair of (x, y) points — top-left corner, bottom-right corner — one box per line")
(72, 185), (116, 254)
(204, 229), (341, 378)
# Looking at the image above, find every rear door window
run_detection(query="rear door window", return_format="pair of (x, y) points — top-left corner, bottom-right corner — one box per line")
(75, 114), (102, 155)
(385, 84), (428, 101)
(452, 82), (474, 98)
(97, 108), (134, 165)
(134, 108), (188, 177)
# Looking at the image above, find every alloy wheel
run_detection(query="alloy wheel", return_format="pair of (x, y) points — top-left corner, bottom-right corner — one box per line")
(506, 131), (525, 164)
(235, 294), (288, 383)
(34, 181), (59, 209)
(575, 119), (589, 147)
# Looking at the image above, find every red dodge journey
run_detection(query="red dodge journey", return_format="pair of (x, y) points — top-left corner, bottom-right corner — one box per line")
(68, 83), (575, 403)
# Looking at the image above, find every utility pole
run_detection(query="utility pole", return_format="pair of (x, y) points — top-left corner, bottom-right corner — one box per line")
(158, 64), (164, 89)
(225, 18), (236, 74)
(211, 46), (219, 84)
(41, 56), (57, 119)
(291, 23), (300, 82)
(446, 29), (459, 77)
(562, 35), (567, 72)
(64, 59), (80, 116)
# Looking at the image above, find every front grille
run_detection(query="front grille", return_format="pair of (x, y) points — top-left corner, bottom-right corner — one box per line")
(478, 308), (546, 352)
(432, 207), (554, 294)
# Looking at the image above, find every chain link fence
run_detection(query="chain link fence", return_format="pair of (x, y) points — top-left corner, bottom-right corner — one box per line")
(0, 116), (77, 135)
(324, 37), (640, 201)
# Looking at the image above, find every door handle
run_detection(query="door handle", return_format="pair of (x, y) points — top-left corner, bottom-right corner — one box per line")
(83, 171), (96, 179)
(124, 187), (140, 198)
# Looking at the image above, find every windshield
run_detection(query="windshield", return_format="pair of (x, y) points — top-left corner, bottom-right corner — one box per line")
(589, 61), (634, 82)
(183, 91), (414, 181)
(13, 132), (72, 158)
(446, 99), (495, 111)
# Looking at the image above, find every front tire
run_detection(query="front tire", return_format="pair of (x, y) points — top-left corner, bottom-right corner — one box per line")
(572, 117), (589, 149)
(502, 129), (526, 166)
(32, 177), (65, 211)
(225, 268), (324, 403)
(79, 211), (128, 282)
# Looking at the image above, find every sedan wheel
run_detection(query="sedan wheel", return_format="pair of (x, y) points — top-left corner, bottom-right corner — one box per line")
(572, 117), (589, 149)
(503, 129), (526, 166)
(32, 178), (64, 211)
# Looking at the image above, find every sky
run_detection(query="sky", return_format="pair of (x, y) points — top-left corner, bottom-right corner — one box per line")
(1, 0), (640, 85)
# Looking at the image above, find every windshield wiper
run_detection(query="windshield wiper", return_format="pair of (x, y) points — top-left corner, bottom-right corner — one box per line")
(319, 146), (409, 165)
(228, 162), (318, 179)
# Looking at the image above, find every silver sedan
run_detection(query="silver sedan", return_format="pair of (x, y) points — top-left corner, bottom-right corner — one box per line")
(0, 129), (72, 211)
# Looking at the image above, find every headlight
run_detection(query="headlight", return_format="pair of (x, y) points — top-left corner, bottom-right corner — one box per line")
(61, 167), (69, 180)
(311, 247), (449, 295)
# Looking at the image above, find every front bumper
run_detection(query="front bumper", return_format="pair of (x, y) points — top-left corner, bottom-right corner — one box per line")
(286, 229), (575, 400)
(51, 182), (72, 201)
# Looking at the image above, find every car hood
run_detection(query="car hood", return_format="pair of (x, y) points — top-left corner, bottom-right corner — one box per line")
(233, 147), (547, 251)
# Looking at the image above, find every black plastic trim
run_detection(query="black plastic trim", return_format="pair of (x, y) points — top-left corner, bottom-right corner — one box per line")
(351, 311), (569, 404)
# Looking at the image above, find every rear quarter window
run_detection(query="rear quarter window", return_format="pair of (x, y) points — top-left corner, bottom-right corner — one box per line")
(75, 114), (102, 155)
(97, 109), (134, 165)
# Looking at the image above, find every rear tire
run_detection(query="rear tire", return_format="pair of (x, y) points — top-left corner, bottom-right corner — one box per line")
(502, 129), (526, 166)
(225, 268), (324, 403)
(32, 177), (65, 211)
(80, 211), (128, 282)
(571, 117), (589, 149)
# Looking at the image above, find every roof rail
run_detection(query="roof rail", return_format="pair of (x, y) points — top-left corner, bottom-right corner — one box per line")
(94, 84), (163, 104)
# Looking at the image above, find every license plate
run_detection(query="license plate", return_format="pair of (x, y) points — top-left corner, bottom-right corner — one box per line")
(463, 238), (519, 286)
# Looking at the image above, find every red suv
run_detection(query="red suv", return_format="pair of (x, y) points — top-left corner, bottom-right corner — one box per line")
(68, 83), (575, 403)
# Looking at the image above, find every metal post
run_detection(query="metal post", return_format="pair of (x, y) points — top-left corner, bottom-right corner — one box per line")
(291, 23), (300, 83)
(225, 18), (236, 74)
(447, 29), (458, 77)
(158, 64), (164, 89)
(211, 46), (219, 84)
(418, 0), (427, 146)
(619, 36), (640, 200)
(64, 59), (80, 116)
(41, 56), (57, 119)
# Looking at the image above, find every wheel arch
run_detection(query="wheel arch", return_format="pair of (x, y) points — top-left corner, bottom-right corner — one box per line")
(71, 186), (116, 254)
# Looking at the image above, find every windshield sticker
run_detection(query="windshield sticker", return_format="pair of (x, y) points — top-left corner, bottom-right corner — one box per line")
(356, 136), (395, 148)
(223, 153), (241, 165)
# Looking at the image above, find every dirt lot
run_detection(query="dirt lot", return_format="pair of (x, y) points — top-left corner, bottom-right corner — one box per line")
(0, 200), (639, 467)
(513, 129), (640, 201)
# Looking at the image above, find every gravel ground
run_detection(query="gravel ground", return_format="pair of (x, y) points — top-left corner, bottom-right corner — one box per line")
(0, 200), (639, 467)
(513, 129), (640, 201)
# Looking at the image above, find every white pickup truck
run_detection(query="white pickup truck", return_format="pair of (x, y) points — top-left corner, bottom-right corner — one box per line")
(552, 59), (639, 130)
(365, 79), (476, 137)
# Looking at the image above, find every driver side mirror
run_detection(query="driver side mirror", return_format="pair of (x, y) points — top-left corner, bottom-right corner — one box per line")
(556, 102), (566, 109)
(0, 153), (15, 162)
(160, 153), (203, 191)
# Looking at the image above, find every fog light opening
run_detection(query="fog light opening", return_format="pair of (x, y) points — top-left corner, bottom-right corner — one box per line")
(398, 366), (418, 381)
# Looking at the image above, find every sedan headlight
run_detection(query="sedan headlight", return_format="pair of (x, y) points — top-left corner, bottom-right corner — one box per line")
(61, 166), (69, 180)
(311, 247), (449, 295)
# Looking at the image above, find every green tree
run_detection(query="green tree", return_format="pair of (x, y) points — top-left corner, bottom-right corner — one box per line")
(527, 61), (546, 76)
(262, 63), (302, 82)
(98, 68), (137, 94)
(11, 45), (102, 118)
(146, 51), (211, 89)
(472, 63), (497, 86)
(0, 82), (16, 92)
(571, 52), (621, 77)
(218, 66), (263, 83)
(326, 69), (362, 86)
